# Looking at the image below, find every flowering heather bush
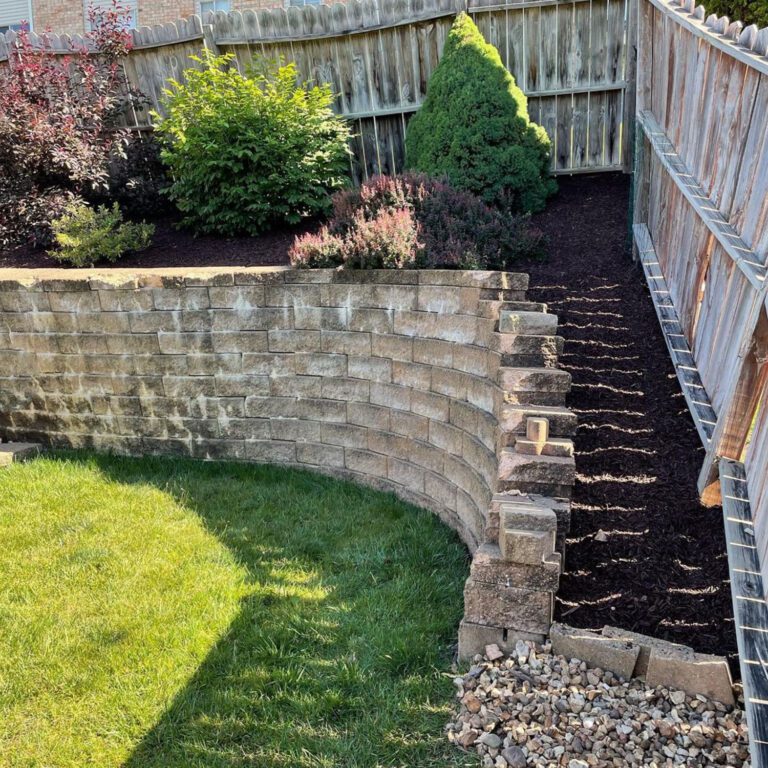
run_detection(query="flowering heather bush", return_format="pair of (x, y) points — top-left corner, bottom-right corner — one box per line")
(342, 208), (423, 269)
(290, 173), (543, 270)
(289, 228), (347, 269)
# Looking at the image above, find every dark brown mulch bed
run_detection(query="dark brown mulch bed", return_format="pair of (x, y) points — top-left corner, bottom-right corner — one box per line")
(520, 173), (736, 669)
(0, 217), (312, 269)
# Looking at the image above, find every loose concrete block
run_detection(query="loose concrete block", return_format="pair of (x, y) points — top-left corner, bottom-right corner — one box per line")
(498, 450), (576, 496)
(515, 437), (574, 458)
(500, 405), (578, 439)
(550, 623), (640, 680)
(458, 619), (545, 661)
(498, 310), (558, 335)
(645, 647), (735, 706)
(526, 417), (549, 443)
(601, 626), (735, 705)
(0, 443), (41, 466)
(464, 579), (552, 634)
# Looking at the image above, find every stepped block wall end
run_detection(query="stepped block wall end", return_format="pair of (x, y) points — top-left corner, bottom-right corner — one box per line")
(0, 268), (574, 654)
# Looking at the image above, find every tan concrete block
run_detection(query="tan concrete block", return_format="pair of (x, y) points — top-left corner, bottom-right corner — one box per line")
(0, 443), (41, 466)
(390, 410), (429, 441)
(321, 330), (371, 356)
(413, 337), (453, 367)
(431, 368), (468, 400)
(424, 471), (457, 509)
(370, 382), (411, 411)
(458, 619), (545, 662)
(321, 423), (369, 449)
(602, 626), (735, 705)
(347, 402), (390, 431)
(294, 306), (348, 331)
(152, 288), (211, 311)
(347, 356), (392, 383)
(297, 442), (345, 467)
(388, 457), (425, 493)
(498, 310), (558, 335)
(270, 375), (321, 397)
(187, 353), (241, 376)
(411, 390), (449, 421)
(98, 290), (153, 312)
(500, 529), (553, 564)
(208, 286), (266, 308)
(48, 291), (101, 313)
(428, 420), (464, 456)
(294, 353), (347, 377)
(371, 333), (413, 361)
(267, 330), (321, 353)
(321, 377), (370, 402)
(348, 308), (394, 334)
(211, 331), (268, 353)
(242, 353), (295, 376)
(158, 333), (213, 355)
(550, 623), (640, 680)
(464, 578), (552, 634)
(392, 360), (432, 390)
(345, 448), (388, 477)
(471, 544), (561, 591)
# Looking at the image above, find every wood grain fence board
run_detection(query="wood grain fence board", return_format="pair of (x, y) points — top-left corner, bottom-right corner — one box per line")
(719, 459), (768, 767)
(637, 109), (767, 291)
(0, 0), (633, 177)
(634, 223), (717, 445)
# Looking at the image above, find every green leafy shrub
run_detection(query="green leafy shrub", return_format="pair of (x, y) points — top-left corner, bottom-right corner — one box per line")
(405, 12), (556, 213)
(704, 0), (768, 26)
(48, 202), (154, 267)
(289, 173), (543, 269)
(154, 53), (351, 236)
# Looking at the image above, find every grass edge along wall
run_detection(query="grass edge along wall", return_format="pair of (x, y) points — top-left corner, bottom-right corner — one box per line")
(0, 266), (576, 657)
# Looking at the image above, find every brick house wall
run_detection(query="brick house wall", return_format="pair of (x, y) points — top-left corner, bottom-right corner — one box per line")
(26, 0), (327, 35)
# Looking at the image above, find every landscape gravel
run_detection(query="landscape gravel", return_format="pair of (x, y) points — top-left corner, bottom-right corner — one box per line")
(446, 640), (750, 767)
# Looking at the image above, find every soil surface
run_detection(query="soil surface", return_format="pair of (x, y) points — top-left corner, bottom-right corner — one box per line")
(521, 173), (736, 668)
(0, 217), (314, 269)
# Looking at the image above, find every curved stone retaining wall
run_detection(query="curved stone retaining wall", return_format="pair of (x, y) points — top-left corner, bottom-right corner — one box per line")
(0, 267), (575, 655)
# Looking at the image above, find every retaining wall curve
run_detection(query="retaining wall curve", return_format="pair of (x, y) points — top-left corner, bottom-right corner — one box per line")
(0, 267), (575, 655)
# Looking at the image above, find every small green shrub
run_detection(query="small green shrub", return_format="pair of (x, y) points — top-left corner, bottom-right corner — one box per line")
(48, 202), (154, 267)
(705, 0), (768, 26)
(405, 13), (556, 213)
(154, 53), (351, 236)
(289, 173), (543, 270)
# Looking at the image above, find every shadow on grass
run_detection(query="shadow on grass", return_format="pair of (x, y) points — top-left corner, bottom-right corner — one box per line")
(61, 452), (470, 768)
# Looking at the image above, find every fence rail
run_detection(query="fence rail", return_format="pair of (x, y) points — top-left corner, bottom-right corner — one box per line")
(633, 0), (768, 758)
(0, 0), (635, 181)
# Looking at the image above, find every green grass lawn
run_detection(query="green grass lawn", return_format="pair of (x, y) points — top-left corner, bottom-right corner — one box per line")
(0, 453), (472, 768)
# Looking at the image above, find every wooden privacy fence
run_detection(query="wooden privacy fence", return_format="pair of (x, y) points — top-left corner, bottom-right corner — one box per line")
(631, 0), (768, 758)
(0, 0), (635, 182)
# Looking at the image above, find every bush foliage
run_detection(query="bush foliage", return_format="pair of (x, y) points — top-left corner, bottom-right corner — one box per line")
(705, 0), (768, 26)
(405, 13), (556, 213)
(0, 2), (147, 249)
(155, 53), (351, 236)
(48, 202), (154, 267)
(289, 173), (543, 270)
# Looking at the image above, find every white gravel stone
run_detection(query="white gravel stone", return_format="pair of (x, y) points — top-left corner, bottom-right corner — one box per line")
(446, 641), (750, 768)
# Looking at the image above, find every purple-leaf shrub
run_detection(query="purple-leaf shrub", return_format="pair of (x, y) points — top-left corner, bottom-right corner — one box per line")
(290, 173), (543, 270)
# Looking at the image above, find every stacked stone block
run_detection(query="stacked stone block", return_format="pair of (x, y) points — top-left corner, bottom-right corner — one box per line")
(0, 267), (575, 651)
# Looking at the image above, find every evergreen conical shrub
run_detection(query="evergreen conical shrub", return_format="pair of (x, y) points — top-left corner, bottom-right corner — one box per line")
(405, 12), (556, 213)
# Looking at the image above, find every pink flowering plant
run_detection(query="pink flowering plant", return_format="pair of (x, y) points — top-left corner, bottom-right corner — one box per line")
(290, 173), (543, 270)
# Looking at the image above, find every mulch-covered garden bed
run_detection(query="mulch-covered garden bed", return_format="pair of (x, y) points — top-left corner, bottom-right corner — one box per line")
(520, 173), (736, 669)
(0, 218), (318, 270)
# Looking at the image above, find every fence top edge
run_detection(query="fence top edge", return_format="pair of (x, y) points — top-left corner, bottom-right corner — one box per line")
(0, 0), (595, 57)
(649, 0), (768, 75)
